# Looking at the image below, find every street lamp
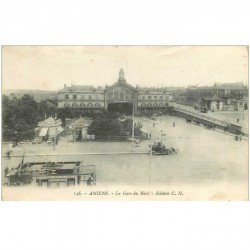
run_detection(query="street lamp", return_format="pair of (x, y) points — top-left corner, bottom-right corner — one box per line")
(132, 102), (135, 142)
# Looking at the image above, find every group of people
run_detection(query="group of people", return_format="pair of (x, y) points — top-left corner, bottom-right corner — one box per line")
(235, 135), (242, 141)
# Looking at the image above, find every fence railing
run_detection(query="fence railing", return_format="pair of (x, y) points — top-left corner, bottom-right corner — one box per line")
(175, 107), (248, 134)
(174, 107), (232, 127)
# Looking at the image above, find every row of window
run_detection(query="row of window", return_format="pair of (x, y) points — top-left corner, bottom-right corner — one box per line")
(140, 102), (167, 107)
(140, 95), (169, 101)
(65, 94), (102, 100)
(64, 94), (170, 101)
(64, 103), (102, 108)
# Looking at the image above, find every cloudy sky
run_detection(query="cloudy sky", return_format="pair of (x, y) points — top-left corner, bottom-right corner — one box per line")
(2, 46), (248, 90)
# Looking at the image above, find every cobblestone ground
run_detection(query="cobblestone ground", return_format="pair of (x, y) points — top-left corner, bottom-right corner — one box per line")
(2, 115), (248, 190)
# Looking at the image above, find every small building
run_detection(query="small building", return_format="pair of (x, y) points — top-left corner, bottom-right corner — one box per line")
(5, 161), (96, 187)
(200, 96), (225, 111)
(36, 117), (64, 142)
(65, 117), (91, 141)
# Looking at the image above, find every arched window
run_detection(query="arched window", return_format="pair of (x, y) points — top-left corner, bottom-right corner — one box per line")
(154, 96), (157, 100)
(81, 95), (85, 100)
(160, 96), (163, 101)
(148, 96), (151, 100)
(89, 95), (92, 100)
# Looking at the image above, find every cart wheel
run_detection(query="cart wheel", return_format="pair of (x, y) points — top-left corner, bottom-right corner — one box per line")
(152, 151), (156, 155)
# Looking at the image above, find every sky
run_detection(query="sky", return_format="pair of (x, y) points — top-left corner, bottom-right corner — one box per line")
(2, 46), (248, 91)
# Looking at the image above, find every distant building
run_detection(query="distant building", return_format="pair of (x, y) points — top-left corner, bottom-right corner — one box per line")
(58, 69), (174, 113)
(41, 99), (58, 109)
(186, 82), (248, 108)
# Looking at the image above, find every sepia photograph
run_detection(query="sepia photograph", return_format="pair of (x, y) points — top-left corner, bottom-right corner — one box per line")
(1, 45), (248, 200)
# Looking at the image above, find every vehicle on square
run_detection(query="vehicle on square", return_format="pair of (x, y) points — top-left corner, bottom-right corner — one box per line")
(150, 141), (178, 156)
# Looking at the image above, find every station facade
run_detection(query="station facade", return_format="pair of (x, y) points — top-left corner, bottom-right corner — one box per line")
(58, 69), (173, 113)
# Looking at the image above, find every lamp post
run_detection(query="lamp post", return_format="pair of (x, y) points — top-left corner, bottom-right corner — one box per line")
(53, 115), (57, 151)
(132, 102), (135, 142)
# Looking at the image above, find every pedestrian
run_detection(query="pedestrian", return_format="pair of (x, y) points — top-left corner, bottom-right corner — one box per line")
(149, 132), (151, 139)
(6, 150), (11, 159)
(4, 166), (9, 176)
(173, 122), (175, 127)
(87, 176), (92, 186)
(153, 123), (155, 128)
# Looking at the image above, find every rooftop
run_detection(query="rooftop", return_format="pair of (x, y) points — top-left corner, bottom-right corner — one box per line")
(214, 82), (245, 89)
(202, 95), (225, 102)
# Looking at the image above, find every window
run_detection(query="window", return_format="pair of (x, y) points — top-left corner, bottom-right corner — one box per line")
(89, 95), (92, 100)
(65, 94), (69, 99)
(81, 95), (85, 100)
(160, 96), (163, 101)
(73, 95), (77, 99)
(142, 96), (145, 100)
(96, 95), (99, 100)
(148, 96), (151, 100)
(154, 96), (157, 100)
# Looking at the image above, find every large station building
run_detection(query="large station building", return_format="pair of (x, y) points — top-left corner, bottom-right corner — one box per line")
(58, 69), (173, 113)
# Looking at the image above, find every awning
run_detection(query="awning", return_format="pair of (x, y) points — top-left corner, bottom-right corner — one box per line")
(39, 127), (48, 137)
(48, 126), (64, 137)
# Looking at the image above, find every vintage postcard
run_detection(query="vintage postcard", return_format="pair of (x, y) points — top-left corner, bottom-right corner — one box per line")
(1, 45), (248, 201)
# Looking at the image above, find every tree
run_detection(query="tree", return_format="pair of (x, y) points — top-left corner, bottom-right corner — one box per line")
(87, 111), (143, 139)
(2, 94), (60, 141)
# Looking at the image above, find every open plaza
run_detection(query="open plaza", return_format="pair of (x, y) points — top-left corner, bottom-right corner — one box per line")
(2, 114), (248, 199)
